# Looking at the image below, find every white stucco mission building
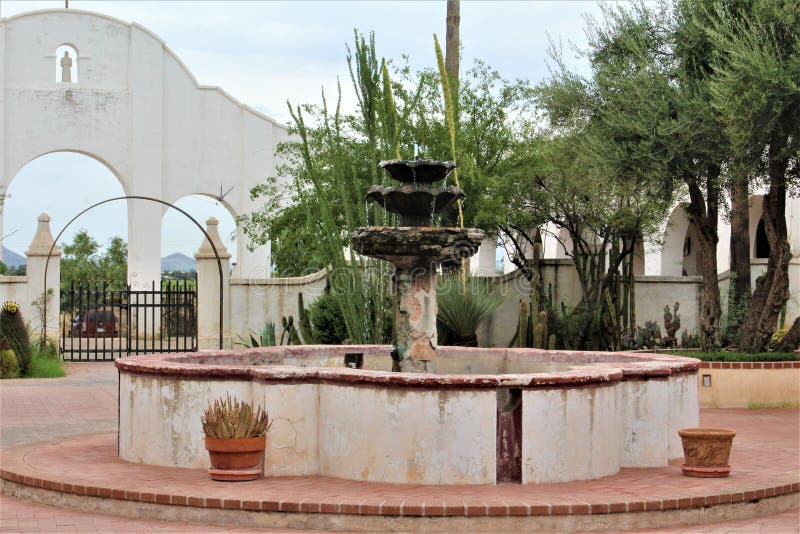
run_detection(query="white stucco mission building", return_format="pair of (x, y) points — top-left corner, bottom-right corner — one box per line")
(0, 8), (289, 287)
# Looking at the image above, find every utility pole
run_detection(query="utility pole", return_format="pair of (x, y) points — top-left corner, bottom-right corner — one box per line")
(445, 0), (460, 83)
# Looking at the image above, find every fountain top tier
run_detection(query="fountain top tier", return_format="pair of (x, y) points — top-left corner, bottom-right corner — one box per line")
(367, 159), (465, 227)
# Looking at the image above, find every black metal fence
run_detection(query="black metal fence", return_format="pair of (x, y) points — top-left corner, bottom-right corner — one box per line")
(60, 279), (197, 361)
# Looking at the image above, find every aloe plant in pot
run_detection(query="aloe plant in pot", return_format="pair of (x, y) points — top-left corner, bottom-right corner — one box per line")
(202, 395), (272, 481)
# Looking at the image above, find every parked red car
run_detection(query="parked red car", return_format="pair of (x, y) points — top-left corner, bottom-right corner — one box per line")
(74, 308), (119, 338)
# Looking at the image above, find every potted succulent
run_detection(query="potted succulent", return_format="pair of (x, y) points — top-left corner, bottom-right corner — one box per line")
(201, 395), (272, 481)
(677, 428), (736, 478)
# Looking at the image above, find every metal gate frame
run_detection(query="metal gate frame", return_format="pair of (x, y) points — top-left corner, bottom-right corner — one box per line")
(59, 278), (197, 361)
(40, 195), (225, 352)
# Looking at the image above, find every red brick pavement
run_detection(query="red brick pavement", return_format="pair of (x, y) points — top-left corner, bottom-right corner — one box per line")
(0, 493), (262, 533)
(1, 362), (797, 531)
(1, 407), (797, 518)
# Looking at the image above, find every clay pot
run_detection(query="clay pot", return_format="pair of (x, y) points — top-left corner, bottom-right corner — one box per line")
(204, 435), (266, 481)
(678, 428), (735, 478)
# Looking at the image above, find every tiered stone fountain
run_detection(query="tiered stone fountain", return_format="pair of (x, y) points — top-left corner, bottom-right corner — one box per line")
(116, 160), (699, 489)
(351, 159), (484, 372)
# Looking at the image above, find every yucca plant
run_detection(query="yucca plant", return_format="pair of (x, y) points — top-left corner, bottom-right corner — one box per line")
(201, 395), (271, 439)
(437, 275), (502, 346)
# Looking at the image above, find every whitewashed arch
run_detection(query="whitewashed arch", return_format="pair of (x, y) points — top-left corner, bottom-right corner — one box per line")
(0, 9), (289, 286)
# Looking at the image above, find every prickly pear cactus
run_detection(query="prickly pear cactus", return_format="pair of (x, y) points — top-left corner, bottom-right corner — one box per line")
(663, 302), (680, 348)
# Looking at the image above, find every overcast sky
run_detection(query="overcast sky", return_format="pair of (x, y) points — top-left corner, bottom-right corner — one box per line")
(1, 0), (606, 262)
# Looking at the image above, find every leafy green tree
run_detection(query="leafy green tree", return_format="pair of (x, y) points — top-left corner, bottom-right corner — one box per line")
(584, 0), (731, 348)
(484, 4), (677, 349)
(703, 0), (800, 352)
(60, 230), (127, 290)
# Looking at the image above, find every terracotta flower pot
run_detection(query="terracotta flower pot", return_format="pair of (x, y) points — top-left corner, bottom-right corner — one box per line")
(678, 428), (735, 478)
(204, 435), (266, 481)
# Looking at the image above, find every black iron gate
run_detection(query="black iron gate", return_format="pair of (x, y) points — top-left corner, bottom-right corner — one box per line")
(60, 279), (197, 361)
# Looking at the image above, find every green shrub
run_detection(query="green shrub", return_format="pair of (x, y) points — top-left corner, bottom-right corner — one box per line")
(0, 349), (20, 378)
(27, 342), (65, 378)
(0, 301), (31, 374)
(309, 292), (348, 345)
(666, 350), (798, 362)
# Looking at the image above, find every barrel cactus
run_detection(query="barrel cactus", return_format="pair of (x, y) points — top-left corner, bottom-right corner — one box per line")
(0, 301), (30, 374)
(0, 349), (20, 378)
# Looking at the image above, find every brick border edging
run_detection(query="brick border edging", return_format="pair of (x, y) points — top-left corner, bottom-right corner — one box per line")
(700, 361), (800, 369)
(4, 480), (798, 534)
(1, 467), (797, 517)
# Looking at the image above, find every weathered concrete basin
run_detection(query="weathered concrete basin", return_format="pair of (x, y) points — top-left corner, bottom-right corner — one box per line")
(116, 346), (699, 485)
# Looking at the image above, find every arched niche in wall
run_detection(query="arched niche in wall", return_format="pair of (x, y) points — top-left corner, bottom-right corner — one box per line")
(681, 224), (701, 276)
(55, 44), (79, 84)
(161, 195), (237, 275)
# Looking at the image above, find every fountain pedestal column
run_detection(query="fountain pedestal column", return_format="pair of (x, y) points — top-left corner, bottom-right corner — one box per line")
(352, 225), (484, 373)
(394, 265), (438, 372)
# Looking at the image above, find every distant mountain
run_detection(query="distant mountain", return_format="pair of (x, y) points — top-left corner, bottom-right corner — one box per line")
(161, 252), (196, 273)
(1, 247), (25, 268)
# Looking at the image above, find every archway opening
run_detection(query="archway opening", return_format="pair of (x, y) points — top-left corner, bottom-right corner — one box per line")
(754, 218), (770, 259)
(3, 152), (127, 282)
(161, 195), (236, 277)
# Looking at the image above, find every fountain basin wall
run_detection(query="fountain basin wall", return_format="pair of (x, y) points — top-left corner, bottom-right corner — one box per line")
(116, 346), (699, 485)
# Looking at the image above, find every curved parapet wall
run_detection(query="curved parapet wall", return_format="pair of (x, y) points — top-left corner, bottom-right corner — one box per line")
(116, 347), (699, 485)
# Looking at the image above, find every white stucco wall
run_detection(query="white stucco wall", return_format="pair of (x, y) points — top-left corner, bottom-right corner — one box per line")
(230, 270), (328, 344)
(522, 384), (622, 484)
(118, 373), (255, 467)
(317, 385), (497, 484)
(0, 9), (288, 287)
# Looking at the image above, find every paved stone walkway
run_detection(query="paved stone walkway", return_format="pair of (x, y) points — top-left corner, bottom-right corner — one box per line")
(1, 362), (797, 532)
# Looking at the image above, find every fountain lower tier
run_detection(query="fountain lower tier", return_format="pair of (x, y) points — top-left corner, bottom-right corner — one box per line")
(116, 347), (700, 485)
(352, 226), (484, 372)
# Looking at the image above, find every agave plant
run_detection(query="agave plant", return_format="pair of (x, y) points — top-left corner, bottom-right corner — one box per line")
(201, 395), (271, 439)
(235, 322), (277, 348)
(437, 275), (502, 346)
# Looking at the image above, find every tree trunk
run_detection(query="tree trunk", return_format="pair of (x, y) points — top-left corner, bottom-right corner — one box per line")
(774, 316), (800, 353)
(739, 149), (791, 353)
(686, 177), (722, 350)
(445, 0), (460, 84)
(728, 178), (751, 308)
